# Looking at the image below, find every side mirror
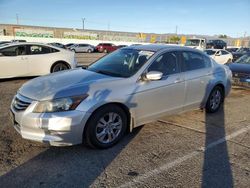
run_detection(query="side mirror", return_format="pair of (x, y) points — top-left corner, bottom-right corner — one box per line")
(145, 71), (163, 81)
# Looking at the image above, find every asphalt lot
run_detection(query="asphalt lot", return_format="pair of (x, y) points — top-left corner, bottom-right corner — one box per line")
(0, 53), (249, 188)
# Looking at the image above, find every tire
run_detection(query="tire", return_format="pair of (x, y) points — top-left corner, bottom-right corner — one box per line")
(87, 49), (92, 53)
(84, 105), (128, 149)
(104, 49), (108, 53)
(205, 86), (224, 113)
(51, 62), (69, 73)
(226, 59), (232, 64)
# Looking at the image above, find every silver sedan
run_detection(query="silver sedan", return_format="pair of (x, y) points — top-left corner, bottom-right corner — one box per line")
(10, 45), (232, 148)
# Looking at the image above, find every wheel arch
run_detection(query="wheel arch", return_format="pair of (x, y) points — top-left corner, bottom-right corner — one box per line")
(83, 102), (132, 140)
(201, 81), (225, 108)
(50, 61), (71, 73)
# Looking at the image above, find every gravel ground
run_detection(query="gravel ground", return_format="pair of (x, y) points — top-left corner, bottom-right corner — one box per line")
(0, 53), (249, 187)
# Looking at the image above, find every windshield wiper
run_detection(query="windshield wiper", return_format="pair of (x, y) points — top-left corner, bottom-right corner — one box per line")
(95, 70), (124, 77)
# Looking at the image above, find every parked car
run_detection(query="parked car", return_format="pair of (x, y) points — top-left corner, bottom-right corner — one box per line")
(227, 53), (250, 83)
(204, 49), (233, 64)
(70, 44), (95, 53)
(206, 40), (227, 49)
(226, 46), (240, 53)
(48, 42), (67, 49)
(10, 45), (232, 148)
(232, 47), (250, 61)
(95, 43), (119, 53)
(185, 38), (206, 50)
(0, 41), (11, 47)
(0, 42), (77, 79)
(117, 45), (128, 48)
(65, 43), (76, 48)
(11, 39), (27, 43)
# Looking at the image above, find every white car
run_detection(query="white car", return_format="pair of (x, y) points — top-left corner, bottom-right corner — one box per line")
(204, 49), (233, 64)
(0, 42), (77, 79)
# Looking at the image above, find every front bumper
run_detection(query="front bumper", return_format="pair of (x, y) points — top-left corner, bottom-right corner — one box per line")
(10, 101), (91, 146)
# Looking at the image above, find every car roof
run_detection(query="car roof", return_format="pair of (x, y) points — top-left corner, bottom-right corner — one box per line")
(124, 44), (193, 52)
(0, 42), (64, 51)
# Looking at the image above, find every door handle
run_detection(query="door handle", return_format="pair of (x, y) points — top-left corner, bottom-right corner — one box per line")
(174, 78), (182, 83)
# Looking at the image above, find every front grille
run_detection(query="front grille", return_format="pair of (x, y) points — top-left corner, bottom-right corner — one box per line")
(12, 93), (33, 111)
(233, 72), (250, 79)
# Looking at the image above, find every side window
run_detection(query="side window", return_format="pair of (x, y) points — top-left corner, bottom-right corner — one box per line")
(203, 56), (212, 68)
(0, 45), (26, 56)
(221, 50), (228, 55)
(28, 45), (51, 55)
(148, 52), (179, 76)
(182, 51), (210, 71)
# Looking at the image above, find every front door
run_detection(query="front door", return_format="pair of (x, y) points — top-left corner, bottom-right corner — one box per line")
(134, 51), (185, 125)
(0, 45), (28, 78)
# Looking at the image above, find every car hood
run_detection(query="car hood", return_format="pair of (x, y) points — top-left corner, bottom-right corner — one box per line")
(228, 63), (250, 74)
(19, 68), (120, 101)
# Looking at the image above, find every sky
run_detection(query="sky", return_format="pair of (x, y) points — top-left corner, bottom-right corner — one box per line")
(0, 0), (249, 37)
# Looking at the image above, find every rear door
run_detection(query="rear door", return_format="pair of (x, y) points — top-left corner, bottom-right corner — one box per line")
(0, 45), (28, 78)
(26, 45), (55, 75)
(181, 51), (213, 110)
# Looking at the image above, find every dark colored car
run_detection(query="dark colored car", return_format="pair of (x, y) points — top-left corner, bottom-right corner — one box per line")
(232, 47), (250, 61)
(227, 53), (250, 83)
(117, 45), (128, 48)
(206, 40), (227, 49)
(11, 39), (27, 43)
(95, 43), (119, 53)
(226, 47), (239, 53)
(65, 43), (76, 48)
(48, 42), (67, 49)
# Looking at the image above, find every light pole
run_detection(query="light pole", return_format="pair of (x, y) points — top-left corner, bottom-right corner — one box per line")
(82, 18), (85, 30)
(16, 13), (19, 25)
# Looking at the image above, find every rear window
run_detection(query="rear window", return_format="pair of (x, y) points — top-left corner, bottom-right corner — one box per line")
(182, 52), (211, 71)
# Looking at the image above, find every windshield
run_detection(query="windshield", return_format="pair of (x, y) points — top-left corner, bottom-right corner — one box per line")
(185, 39), (200, 46)
(235, 54), (250, 64)
(87, 49), (154, 78)
(204, 50), (216, 55)
(236, 48), (250, 53)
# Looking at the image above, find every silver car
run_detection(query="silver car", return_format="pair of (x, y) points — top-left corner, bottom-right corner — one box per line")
(70, 44), (95, 53)
(10, 45), (232, 148)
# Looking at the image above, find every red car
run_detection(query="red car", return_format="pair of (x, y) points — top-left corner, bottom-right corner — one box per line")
(95, 43), (119, 53)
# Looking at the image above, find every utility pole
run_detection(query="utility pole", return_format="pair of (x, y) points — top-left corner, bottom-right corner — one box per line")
(175, 25), (178, 35)
(16, 13), (19, 25)
(82, 18), (85, 30)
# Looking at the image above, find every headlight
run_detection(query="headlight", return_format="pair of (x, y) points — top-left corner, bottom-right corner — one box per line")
(33, 95), (88, 113)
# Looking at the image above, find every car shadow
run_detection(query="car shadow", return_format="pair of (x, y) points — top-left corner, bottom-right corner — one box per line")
(202, 104), (233, 188)
(0, 126), (142, 187)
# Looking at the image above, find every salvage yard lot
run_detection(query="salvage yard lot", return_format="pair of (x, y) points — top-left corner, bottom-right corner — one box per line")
(0, 54), (249, 187)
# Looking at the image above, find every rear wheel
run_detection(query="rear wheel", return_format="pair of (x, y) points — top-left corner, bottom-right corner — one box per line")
(104, 49), (108, 53)
(225, 58), (232, 64)
(84, 105), (127, 149)
(87, 49), (92, 53)
(51, 62), (69, 73)
(206, 86), (224, 113)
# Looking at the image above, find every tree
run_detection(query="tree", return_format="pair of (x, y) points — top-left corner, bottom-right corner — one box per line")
(218, 34), (227, 38)
(168, 36), (180, 44)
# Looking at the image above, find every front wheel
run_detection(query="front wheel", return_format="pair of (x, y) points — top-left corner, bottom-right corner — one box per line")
(84, 105), (128, 149)
(206, 86), (224, 113)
